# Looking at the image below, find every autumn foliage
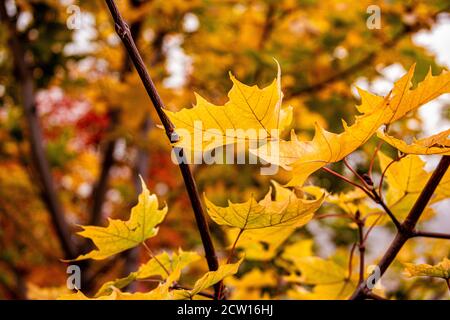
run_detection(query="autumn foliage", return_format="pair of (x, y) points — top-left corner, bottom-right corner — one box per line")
(0, 0), (449, 300)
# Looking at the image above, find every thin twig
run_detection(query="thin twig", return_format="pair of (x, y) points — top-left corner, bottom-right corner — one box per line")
(347, 242), (357, 281)
(411, 230), (450, 240)
(363, 213), (383, 242)
(321, 165), (402, 230)
(321, 167), (374, 200)
(371, 190), (402, 231)
(344, 158), (371, 190)
(103, 0), (220, 298)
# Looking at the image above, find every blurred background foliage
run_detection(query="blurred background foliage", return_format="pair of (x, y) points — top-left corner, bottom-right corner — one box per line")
(0, 0), (449, 299)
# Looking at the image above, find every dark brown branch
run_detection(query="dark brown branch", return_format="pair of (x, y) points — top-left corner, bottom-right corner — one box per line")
(103, 0), (220, 297)
(351, 155), (450, 300)
(411, 230), (450, 240)
(0, 2), (77, 259)
(371, 190), (402, 231)
(342, 158), (402, 230)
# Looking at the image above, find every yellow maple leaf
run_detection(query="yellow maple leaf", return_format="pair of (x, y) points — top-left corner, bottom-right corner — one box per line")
(226, 226), (294, 261)
(252, 65), (450, 186)
(382, 67), (450, 124)
(290, 256), (347, 285)
(206, 182), (323, 260)
(67, 252), (192, 300)
(287, 281), (356, 300)
(27, 284), (71, 300)
(435, 170), (450, 202)
(284, 255), (358, 300)
(189, 258), (243, 297)
(205, 182), (324, 232)
(377, 128), (450, 155)
(378, 152), (439, 220)
(226, 269), (277, 299)
(281, 239), (314, 262)
(164, 61), (292, 151)
(71, 178), (168, 261)
(60, 284), (176, 300)
(95, 249), (200, 297)
(404, 258), (450, 280)
(327, 189), (382, 226)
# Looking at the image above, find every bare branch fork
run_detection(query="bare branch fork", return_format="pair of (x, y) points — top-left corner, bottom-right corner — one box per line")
(103, 0), (221, 297)
(350, 155), (450, 300)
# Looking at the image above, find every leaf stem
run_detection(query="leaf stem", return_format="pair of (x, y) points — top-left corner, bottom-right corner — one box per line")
(321, 167), (374, 200)
(226, 229), (244, 264)
(142, 242), (170, 277)
(217, 229), (244, 300)
(347, 242), (357, 281)
(343, 158), (371, 190)
(377, 154), (406, 201)
(368, 141), (383, 178)
(321, 165), (401, 230)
